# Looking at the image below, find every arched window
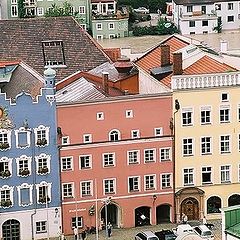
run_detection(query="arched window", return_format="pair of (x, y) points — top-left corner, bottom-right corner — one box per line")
(109, 130), (120, 141)
(228, 194), (240, 207)
(207, 196), (221, 213)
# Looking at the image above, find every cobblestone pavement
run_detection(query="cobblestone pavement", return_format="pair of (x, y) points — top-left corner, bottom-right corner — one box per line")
(62, 220), (222, 240)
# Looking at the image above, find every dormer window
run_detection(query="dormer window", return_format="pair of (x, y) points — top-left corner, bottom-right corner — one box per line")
(42, 40), (66, 68)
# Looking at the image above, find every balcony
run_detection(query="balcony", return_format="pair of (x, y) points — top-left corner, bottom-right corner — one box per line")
(92, 10), (129, 20)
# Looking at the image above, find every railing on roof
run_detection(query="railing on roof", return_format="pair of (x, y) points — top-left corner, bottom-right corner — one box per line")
(171, 71), (240, 90)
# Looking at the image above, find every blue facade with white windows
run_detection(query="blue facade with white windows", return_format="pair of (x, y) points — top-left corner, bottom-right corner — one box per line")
(0, 64), (61, 240)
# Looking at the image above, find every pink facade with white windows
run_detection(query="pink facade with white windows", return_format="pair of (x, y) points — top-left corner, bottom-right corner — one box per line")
(57, 93), (174, 236)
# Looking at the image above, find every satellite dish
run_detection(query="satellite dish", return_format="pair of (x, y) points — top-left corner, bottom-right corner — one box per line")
(164, 22), (172, 28)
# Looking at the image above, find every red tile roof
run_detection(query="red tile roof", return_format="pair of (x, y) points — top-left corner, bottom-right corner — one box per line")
(135, 35), (189, 72)
(0, 61), (20, 67)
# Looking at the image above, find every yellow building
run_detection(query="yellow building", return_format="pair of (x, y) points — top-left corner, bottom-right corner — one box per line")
(172, 71), (240, 222)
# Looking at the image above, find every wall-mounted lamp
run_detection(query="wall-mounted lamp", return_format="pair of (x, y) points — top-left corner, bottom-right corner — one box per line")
(175, 99), (180, 111)
(153, 195), (157, 201)
(55, 208), (59, 218)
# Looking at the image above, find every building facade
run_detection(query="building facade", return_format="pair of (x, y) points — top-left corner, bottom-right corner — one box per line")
(57, 93), (174, 236)
(0, 63), (61, 240)
(172, 71), (240, 222)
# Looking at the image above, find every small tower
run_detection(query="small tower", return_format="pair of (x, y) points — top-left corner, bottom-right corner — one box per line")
(44, 68), (56, 104)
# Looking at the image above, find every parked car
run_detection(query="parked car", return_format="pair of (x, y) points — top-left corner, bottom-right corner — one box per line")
(172, 224), (194, 236)
(193, 225), (214, 239)
(133, 7), (150, 14)
(135, 231), (159, 240)
(155, 229), (177, 240)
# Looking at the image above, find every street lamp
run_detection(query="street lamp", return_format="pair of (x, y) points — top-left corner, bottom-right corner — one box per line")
(102, 197), (111, 238)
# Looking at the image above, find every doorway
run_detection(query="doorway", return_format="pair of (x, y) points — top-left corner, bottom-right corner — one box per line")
(135, 206), (151, 227)
(156, 204), (171, 223)
(181, 197), (199, 220)
(101, 203), (118, 227)
(2, 219), (20, 240)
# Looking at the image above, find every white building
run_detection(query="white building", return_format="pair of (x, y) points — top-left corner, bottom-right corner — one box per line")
(172, 0), (240, 35)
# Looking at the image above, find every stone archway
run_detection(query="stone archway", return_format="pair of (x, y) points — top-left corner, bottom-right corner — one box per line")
(2, 219), (20, 240)
(181, 197), (199, 221)
(135, 206), (151, 227)
(100, 203), (119, 228)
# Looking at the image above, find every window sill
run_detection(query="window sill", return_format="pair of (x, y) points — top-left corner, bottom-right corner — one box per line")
(220, 151), (231, 154)
(201, 153), (212, 155)
(183, 154), (194, 157)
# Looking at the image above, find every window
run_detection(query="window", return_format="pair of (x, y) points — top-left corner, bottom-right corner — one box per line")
(16, 155), (31, 176)
(97, 35), (103, 40)
(36, 221), (47, 233)
(37, 182), (51, 204)
(103, 153), (115, 167)
(37, 7), (44, 16)
(15, 127), (30, 148)
(11, 5), (18, 17)
(109, 130), (120, 141)
(222, 93), (229, 102)
(201, 6), (206, 14)
(97, 112), (104, 120)
(0, 129), (11, 150)
(201, 106), (211, 124)
(190, 32), (195, 35)
(79, 6), (85, 14)
(42, 41), (65, 67)
(109, 34), (115, 39)
(160, 148), (171, 161)
(80, 155), (92, 169)
(34, 125), (49, 147)
(238, 105), (240, 121)
(238, 134), (240, 151)
(62, 183), (73, 198)
(62, 136), (69, 145)
(61, 157), (73, 171)
(215, 4), (221, 10)
(81, 181), (92, 197)
(96, 23), (103, 30)
(220, 106), (230, 123)
(108, 23), (114, 30)
(17, 183), (32, 206)
(201, 137), (211, 155)
(183, 138), (193, 156)
(189, 21), (195, 27)
(128, 176), (140, 192)
(144, 149), (156, 163)
(127, 150), (140, 164)
(202, 167), (212, 184)
(207, 196), (221, 213)
(72, 217), (83, 228)
(36, 153), (50, 175)
(0, 157), (12, 178)
(187, 5), (193, 12)
(221, 165), (231, 183)
(131, 130), (140, 139)
(0, 185), (13, 207)
(228, 15), (234, 22)
(183, 168), (194, 186)
(83, 134), (92, 143)
(228, 3), (233, 10)
(126, 110), (133, 118)
(202, 20), (208, 26)
(104, 179), (115, 194)
(239, 164), (240, 182)
(182, 108), (193, 126)
(161, 174), (171, 188)
(80, 24), (86, 30)
(144, 175), (156, 190)
(220, 135), (230, 153)
(154, 128), (163, 136)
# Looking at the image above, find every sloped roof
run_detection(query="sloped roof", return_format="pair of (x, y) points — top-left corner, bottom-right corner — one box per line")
(160, 55), (237, 87)
(135, 35), (189, 73)
(0, 61), (44, 100)
(173, 0), (239, 5)
(0, 17), (110, 81)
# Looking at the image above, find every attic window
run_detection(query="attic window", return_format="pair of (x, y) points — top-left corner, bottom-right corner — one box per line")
(42, 40), (66, 67)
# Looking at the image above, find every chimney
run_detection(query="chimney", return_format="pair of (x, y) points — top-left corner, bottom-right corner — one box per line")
(160, 44), (170, 67)
(114, 57), (133, 76)
(173, 52), (182, 75)
(102, 71), (109, 95)
(220, 40), (228, 53)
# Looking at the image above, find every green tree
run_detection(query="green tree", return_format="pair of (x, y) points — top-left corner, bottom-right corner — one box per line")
(18, 0), (26, 18)
(45, 1), (76, 17)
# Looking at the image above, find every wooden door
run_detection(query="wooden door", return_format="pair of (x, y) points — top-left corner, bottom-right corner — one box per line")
(181, 198), (199, 220)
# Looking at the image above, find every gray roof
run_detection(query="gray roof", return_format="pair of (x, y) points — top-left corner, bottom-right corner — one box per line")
(173, 0), (240, 5)
(56, 76), (105, 103)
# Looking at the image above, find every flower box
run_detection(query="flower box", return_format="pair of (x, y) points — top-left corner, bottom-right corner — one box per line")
(38, 167), (49, 174)
(1, 200), (12, 207)
(0, 142), (10, 150)
(38, 196), (50, 203)
(0, 170), (11, 178)
(36, 138), (47, 146)
(19, 169), (30, 176)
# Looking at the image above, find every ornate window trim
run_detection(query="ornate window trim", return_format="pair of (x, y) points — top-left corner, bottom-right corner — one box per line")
(34, 125), (50, 147)
(17, 183), (33, 207)
(0, 129), (11, 151)
(0, 185), (14, 208)
(36, 181), (52, 204)
(35, 153), (51, 175)
(15, 127), (31, 149)
(0, 157), (12, 179)
(16, 155), (32, 177)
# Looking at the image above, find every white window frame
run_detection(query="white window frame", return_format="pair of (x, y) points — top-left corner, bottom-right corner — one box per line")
(182, 107), (193, 126)
(182, 138), (194, 156)
(109, 129), (121, 141)
(144, 148), (156, 163)
(17, 183), (33, 207)
(11, 5), (18, 17)
(220, 135), (231, 154)
(220, 165), (231, 183)
(15, 127), (31, 149)
(103, 178), (116, 195)
(79, 155), (92, 169)
(131, 130), (140, 139)
(97, 35), (103, 40)
(128, 176), (140, 192)
(62, 182), (74, 199)
(35, 153), (50, 175)
(36, 181), (52, 204)
(126, 110), (133, 118)
(144, 174), (156, 191)
(96, 112), (104, 120)
(183, 168), (194, 186)
(79, 6), (85, 14)
(0, 129), (11, 150)
(200, 106), (211, 125)
(201, 136), (212, 155)
(127, 150), (140, 165)
(161, 173), (172, 189)
(102, 153), (115, 167)
(154, 127), (163, 137)
(219, 105), (230, 123)
(96, 23), (103, 30)
(201, 166), (212, 185)
(80, 24), (86, 30)
(62, 136), (69, 145)
(160, 147), (171, 161)
(16, 155), (32, 177)
(0, 185), (14, 208)
(61, 156), (73, 171)
(109, 34), (116, 39)
(0, 157), (12, 179)
(34, 125), (50, 147)
(37, 7), (44, 16)
(83, 134), (92, 143)
(36, 221), (47, 233)
(80, 180), (93, 197)
(108, 22), (115, 30)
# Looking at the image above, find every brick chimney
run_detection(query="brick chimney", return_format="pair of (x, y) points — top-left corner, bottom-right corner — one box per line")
(160, 44), (170, 67)
(173, 52), (183, 75)
(114, 57), (133, 76)
(102, 72), (109, 95)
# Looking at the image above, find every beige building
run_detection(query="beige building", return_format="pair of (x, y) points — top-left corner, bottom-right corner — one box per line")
(172, 71), (240, 222)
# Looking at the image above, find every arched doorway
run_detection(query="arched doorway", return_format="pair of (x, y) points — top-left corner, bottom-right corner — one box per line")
(181, 197), (199, 220)
(100, 203), (118, 227)
(228, 194), (240, 207)
(156, 204), (171, 224)
(2, 219), (20, 240)
(135, 206), (151, 227)
(207, 196), (221, 213)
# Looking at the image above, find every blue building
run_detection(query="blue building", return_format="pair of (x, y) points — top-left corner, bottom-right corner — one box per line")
(0, 61), (61, 240)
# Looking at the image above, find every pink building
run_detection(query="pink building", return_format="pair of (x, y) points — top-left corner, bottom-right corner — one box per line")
(57, 93), (173, 236)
